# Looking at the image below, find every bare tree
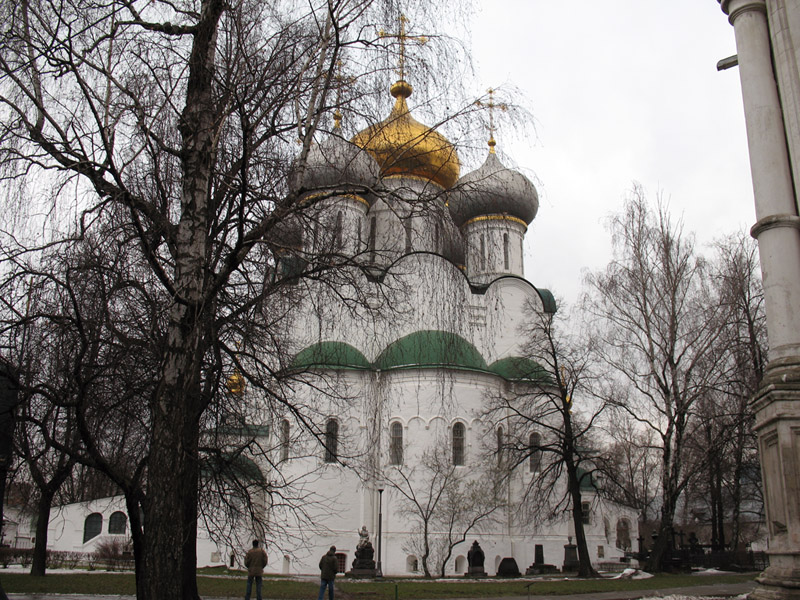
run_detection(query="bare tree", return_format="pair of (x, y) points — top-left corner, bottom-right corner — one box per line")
(0, 0), (480, 596)
(583, 188), (727, 571)
(488, 302), (601, 577)
(595, 421), (660, 525)
(682, 232), (766, 552)
(386, 443), (501, 578)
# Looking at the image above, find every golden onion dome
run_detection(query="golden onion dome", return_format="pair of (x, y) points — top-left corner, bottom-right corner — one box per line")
(226, 369), (246, 396)
(351, 81), (460, 190)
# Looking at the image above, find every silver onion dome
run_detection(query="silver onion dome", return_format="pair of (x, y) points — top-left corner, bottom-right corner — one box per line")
(289, 133), (380, 203)
(448, 152), (539, 227)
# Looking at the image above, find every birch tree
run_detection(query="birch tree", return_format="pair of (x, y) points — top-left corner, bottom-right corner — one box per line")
(583, 188), (726, 571)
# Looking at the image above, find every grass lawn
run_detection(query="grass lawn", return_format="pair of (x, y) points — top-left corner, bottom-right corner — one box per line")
(0, 571), (756, 598)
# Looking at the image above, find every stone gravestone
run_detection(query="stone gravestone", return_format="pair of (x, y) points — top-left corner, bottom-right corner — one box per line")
(496, 557), (520, 577)
(525, 543), (559, 575)
(562, 537), (579, 573)
(347, 526), (377, 578)
(466, 540), (486, 576)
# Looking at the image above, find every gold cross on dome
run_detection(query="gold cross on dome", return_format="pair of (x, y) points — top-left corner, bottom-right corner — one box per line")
(475, 88), (508, 153)
(379, 14), (427, 81)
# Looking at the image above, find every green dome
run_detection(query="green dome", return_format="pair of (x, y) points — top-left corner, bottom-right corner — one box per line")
(291, 341), (371, 370)
(489, 357), (550, 381)
(375, 330), (487, 371)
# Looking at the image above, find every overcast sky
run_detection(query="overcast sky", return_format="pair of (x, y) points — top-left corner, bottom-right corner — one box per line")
(467, 1), (754, 308)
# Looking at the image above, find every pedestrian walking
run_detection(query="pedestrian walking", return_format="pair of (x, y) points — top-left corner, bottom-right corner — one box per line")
(244, 539), (268, 600)
(318, 545), (339, 600)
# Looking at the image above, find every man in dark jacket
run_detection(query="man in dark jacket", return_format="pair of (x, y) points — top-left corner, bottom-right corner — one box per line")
(318, 545), (339, 600)
(244, 539), (268, 600)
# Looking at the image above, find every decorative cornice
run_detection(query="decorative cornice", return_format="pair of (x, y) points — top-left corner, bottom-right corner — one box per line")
(300, 191), (370, 208)
(720, 0), (767, 24)
(750, 213), (800, 238)
(462, 214), (528, 230)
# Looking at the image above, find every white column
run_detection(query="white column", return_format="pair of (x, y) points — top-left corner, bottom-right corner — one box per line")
(720, 4), (800, 600)
(723, 0), (800, 363)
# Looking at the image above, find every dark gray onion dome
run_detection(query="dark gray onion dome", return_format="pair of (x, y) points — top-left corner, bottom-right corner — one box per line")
(448, 152), (539, 227)
(289, 134), (380, 203)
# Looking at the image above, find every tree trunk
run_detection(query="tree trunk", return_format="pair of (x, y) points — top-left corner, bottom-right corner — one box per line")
(30, 488), (55, 576)
(126, 494), (146, 595)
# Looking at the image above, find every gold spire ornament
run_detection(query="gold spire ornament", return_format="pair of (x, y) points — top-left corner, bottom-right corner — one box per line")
(475, 88), (508, 153)
(379, 14), (428, 82)
(352, 14), (459, 189)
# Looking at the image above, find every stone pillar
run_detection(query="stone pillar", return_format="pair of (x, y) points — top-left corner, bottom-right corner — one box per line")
(720, 2), (800, 599)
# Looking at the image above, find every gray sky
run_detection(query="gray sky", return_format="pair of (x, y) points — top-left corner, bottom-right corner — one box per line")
(468, 1), (754, 307)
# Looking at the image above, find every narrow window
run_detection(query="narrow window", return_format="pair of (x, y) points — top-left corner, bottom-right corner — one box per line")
(324, 419), (339, 463)
(434, 223), (440, 253)
(334, 211), (343, 250)
(357, 218), (362, 250)
(369, 217), (377, 261)
(404, 219), (412, 253)
(480, 234), (486, 271)
(83, 513), (103, 543)
(452, 422), (466, 466)
(281, 419), (290, 462)
(503, 233), (510, 270)
(496, 426), (504, 466)
(582, 501), (591, 525)
(108, 511), (127, 534)
(529, 432), (542, 473)
(389, 422), (403, 465)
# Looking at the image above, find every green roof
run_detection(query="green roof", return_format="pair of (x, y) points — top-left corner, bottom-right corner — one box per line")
(291, 334), (558, 382)
(488, 357), (550, 381)
(375, 330), (488, 371)
(291, 341), (371, 370)
(202, 454), (265, 484)
(536, 288), (557, 314)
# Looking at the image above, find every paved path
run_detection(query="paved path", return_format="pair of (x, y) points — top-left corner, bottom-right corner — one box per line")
(4, 580), (756, 600)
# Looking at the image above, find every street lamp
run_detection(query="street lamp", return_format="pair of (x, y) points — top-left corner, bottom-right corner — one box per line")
(376, 488), (384, 578)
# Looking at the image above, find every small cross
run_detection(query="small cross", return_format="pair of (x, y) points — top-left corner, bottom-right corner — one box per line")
(475, 88), (508, 153)
(379, 14), (427, 82)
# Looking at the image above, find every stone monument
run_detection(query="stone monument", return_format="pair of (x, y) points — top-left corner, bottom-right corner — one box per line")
(562, 537), (579, 573)
(466, 540), (486, 576)
(347, 526), (377, 578)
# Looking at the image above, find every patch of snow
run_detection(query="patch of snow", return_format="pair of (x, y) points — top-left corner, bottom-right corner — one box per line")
(613, 568), (654, 580)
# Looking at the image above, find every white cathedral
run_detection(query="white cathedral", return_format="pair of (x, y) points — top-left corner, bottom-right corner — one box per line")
(245, 76), (639, 576)
(20, 76), (638, 576)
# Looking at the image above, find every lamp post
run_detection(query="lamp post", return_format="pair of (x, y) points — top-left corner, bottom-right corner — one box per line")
(376, 488), (384, 578)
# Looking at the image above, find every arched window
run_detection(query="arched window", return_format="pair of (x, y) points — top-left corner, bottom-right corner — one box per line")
(280, 419), (290, 462)
(452, 422), (466, 466)
(529, 432), (542, 472)
(616, 518), (632, 550)
(404, 219), (412, 253)
(83, 513), (102, 543)
(108, 511), (127, 534)
(496, 426), (504, 466)
(368, 217), (377, 261)
(324, 419), (339, 463)
(357, 218), (362, 250)
(334, 211), (343, 250)
(389, 422), (403, 465)
(581, 500), (591, 525)
(406, 555), (419, 573)
(503, 233), (510, 270)
(479, 234), (486, 270)
(434, 223), (440, 253)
